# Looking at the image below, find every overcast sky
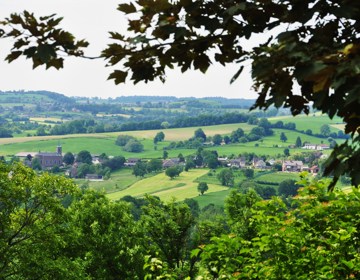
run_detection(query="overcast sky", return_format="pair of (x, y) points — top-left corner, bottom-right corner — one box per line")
(0, 1), (258, 99)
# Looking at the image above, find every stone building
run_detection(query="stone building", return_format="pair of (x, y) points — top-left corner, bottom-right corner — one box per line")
(35, 145), (63, 169)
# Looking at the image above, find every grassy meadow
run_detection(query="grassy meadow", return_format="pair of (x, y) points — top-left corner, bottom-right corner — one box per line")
(255, 172), (300, 183)
(269, 114), (343, 134)
(107, 169), (228, 202)
(0, 123), (254, 156)
(193, 189), (232, 208)
(74, 168), (146, 193)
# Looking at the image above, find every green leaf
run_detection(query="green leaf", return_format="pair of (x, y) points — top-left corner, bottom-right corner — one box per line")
(23, 47), (37, 58)
(118, 3), (137, 14)
(108, 70), (128, 84)
(190, 248), (201, 258)
(341, 259), (354, 269)
(47, 58), (64, 70)
(230, 66), (244, 84)
(37, 44), (56, 63)
(193, 54), (210, 73)
(5, 51), (22, 63)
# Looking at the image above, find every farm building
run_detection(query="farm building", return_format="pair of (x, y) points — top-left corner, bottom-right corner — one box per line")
(228, 157), (246, 168)
(162, 158), (181, 168)
(282, 160), (304, 172)
(124, 158), (140, 167)
(303, 143), (330, 150)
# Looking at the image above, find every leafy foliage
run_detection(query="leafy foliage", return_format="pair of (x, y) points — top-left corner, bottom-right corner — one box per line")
(105, 0), (359, 189)
(197, 182), (209, 195)
(217, 169), (234, 187)
(115, 134), (136, 146)
(154, 131), (165, 144)
(63, 151), (75, 165)
(278, 179), (300, 197)
(198, 178), (360, 279)
(0, 163), (84, 278)
(280, 132), (287, 142)
(76, 150), (92, 165)
(133, 161), (147, 177)
(165, 165), (182, 179)
(123, 139), (144, 153)
(1, 11), (88, 69)
(141, 197), (194, 270)
(1, 1), (359, 187)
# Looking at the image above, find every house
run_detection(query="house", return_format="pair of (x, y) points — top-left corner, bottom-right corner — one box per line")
(228, 157), (246, 168)
(15, 152), (38, 158)
(85, 174), (103, 181)
(318, 144), (330, 150)
(282, 160), (304, 172)
(35, 145), (63, 169)
(303, 143), (330, 150)
(253, 159), (267, 169)
(124, 158), (140, 167)
(65, 162), (78, 178)
(267, 159), (277, 166)
(91, 155), (102, 165)
(162, 158), (181, 168)
(310, 165), (320, 174)
(301, 165), (310, 172)
(217, 157), (228, 165)
(303, 143), (318, 150)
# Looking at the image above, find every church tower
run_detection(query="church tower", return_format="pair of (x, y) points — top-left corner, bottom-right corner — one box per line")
(56, 144), (62, 155)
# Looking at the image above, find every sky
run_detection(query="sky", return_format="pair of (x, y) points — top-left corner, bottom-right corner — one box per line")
(0, 1), (258, 99)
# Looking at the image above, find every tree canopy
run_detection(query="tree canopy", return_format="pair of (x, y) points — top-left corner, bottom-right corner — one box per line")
(1, 1), (360, 188)
(76, 150), (92, 165)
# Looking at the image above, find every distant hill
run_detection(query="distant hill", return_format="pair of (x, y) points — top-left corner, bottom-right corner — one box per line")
(114, 95), (179, 103)
(0, 90), (75, 105)
(113, 95), (256, 108)
(200, 97), (256, 108)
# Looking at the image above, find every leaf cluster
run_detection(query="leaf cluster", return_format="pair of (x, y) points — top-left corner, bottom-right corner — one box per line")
(1, 11), (88, 69)
(198, 178), (360, 279)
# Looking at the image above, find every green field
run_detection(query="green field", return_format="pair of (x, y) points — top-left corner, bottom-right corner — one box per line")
(194, 168), (247, 186)
(107, 169), (229, 202)
(0, 116), (342, 158)
(192, 189), (232, 208)
(74, 168), (146, 193)
(0, 123), (256, 157)
(255, 172), (300, 184)
(1, 126), (337, 158)
(269, 114), (343, 134)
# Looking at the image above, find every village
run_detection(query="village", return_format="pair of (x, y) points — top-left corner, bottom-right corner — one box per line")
(14, 142), (326, 181)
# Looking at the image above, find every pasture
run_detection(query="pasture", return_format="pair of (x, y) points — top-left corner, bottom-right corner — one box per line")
(74, 168), (145, 193)
(193, 189), (232, 208)
(255, 172), (301, 184)
(260, 129), (338, 148)
(0, 123), (255, 156)
(30, 117), (63, 123)
(107, 169), (228, 202)
(0, 128), (335, 159)
(269, 114), (343, 134)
